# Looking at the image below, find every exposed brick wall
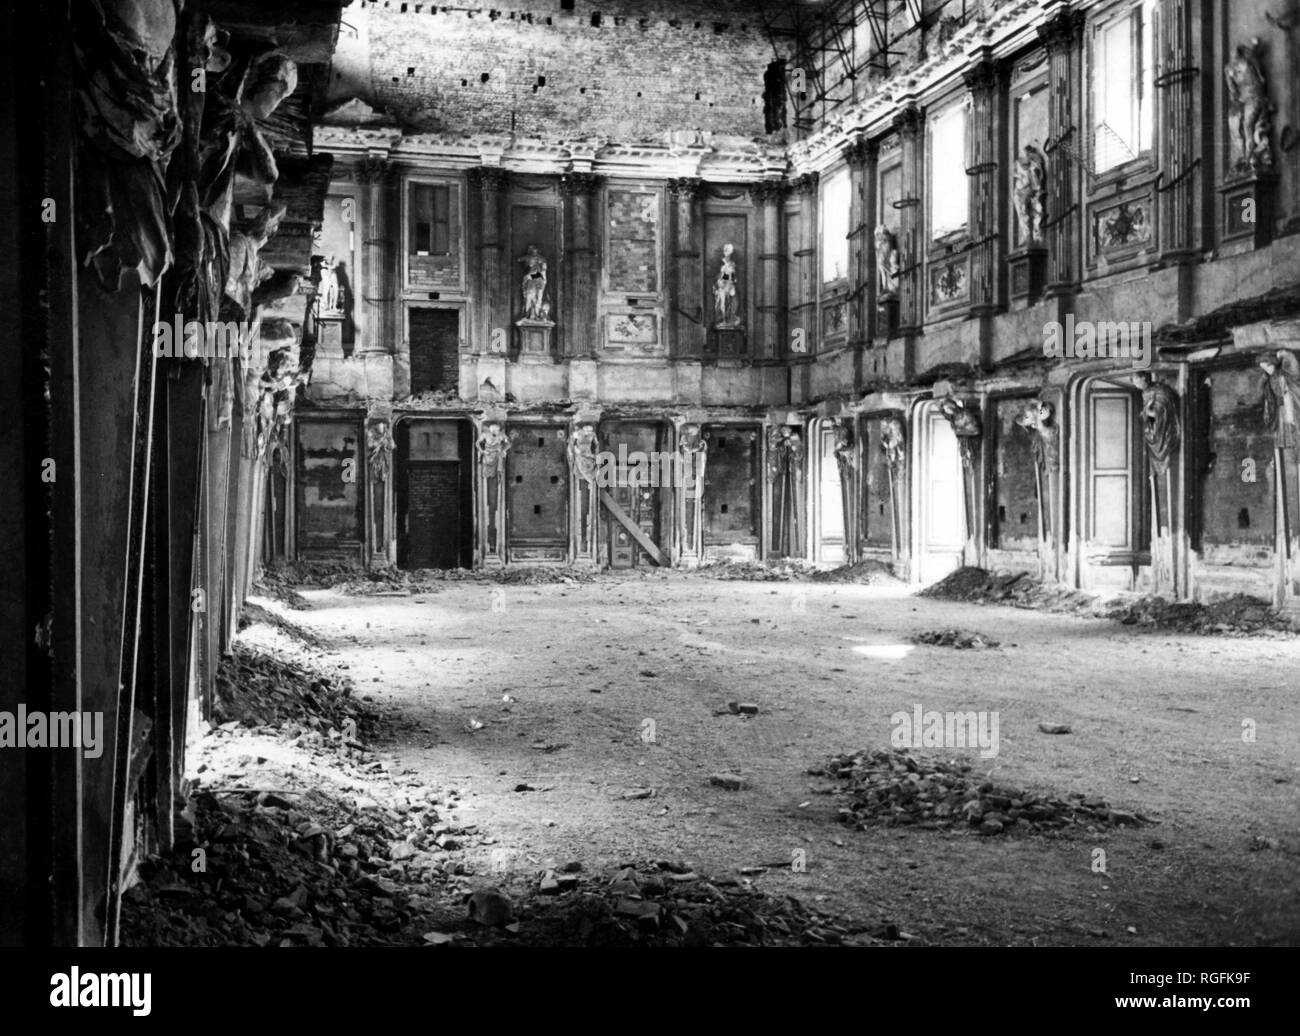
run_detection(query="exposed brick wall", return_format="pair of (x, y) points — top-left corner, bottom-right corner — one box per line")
(352, 0), (781, 140)
(408, 307), (460, 393)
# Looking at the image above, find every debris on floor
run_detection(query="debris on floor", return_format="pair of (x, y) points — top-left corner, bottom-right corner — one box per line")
(213, 643), (379, 737)
(919, 567), (1297, 636)
(815, 750), (1153, 836)
(910, 629), (1000, 649)
(694, 557), (901, 584)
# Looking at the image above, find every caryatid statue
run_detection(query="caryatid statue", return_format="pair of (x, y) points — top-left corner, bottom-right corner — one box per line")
(1134, 372), (1181, 474)
(1015, 398), (1059, 473)
(1259, 350), (1300, 450)
(519, 245), (549, 321)
(1012, 144), (1047, 244)
(676, 425), (708, 559)
(713, 243), (740, 328)
(567, 424), (600, 558)
(874, 224), (900, 295)
(879, 416), (906, 477)
(367, 420), (395, 484)
(477, 422), (510, 556)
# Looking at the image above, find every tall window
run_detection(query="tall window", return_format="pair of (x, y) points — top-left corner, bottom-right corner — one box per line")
(1092, 0), (1156, 173)
(929, 101), (968, 238)
(409, 184), (451, 256)
(820, 168), (851, 286)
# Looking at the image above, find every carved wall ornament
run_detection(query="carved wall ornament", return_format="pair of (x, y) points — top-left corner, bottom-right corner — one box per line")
(1134, 372), (1182, 474)
(932, 260), (967, 303)
(712, 243), (741, 329)
(1259, 349), (1300, 450)
(1225, 37), (1276, 175)
(1097, 200), (1151, 250)
(874, 224), (901, 295)
(1012, 144), (1047, 244)
(352, 156), (393, 186)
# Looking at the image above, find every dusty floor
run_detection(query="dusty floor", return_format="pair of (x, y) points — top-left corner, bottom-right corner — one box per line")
(216, 569), (1299, 946)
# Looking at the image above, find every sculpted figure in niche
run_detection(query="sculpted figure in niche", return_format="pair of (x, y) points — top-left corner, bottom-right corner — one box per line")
(318, 256), (340, 314)
(874, 225), (900, 295)
(1134, 372), (1181, 473)
(1225, 38), (1275, 173)
(1259, 350), (1300, 450)
(713, 244), (740, 328)
(519, 245), (549, 321)
(1015, 398), (1060, 472)
(1012, 144), (1047, 244)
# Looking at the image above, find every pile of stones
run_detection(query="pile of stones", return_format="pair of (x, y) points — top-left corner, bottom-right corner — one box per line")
(815, 750), (1149, 837)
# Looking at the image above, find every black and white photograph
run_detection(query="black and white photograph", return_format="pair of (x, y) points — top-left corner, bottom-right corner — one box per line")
(0, 0), (1294, 1015)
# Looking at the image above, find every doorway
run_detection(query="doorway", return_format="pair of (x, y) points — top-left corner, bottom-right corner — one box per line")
(916, 403), (964, 583)
(395, 419), (472, 569)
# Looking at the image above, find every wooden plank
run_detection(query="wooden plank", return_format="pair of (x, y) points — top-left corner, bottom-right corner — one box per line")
(599, 491), (668, 566)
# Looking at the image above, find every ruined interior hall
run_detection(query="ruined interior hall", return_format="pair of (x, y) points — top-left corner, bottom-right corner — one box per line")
(2, 0), (1298, 960)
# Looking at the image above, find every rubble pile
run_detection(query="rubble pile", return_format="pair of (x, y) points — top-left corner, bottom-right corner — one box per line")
(213, 644), (379, 738)
(815, 750), (1151, 837)
(1107, 593), (1291, 635)
(122, 786), (860, 947)
(910, 628), (999, 649)
(237, 601), (326, 648)
(696, 557), (900, 584)
(808, 560), (903, 585)
(919, 567), (1098, 612)
(121, 786), (474, 947)
(920, 567), (1296, 636)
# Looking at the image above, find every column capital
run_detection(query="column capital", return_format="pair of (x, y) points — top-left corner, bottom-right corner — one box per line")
(962, 59), (1000, 94)
(748, 180), (788, 204)
(667, 177), (704, 200)
(844, 135), (877, 168)
(467, 165), (509, 193)
(791, 171), (820, 195)
(351, 156), (394, 186)
(892, 104), (924, 138)
(560, 171), (603, 196)
(1038, 9), (1085, 53)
